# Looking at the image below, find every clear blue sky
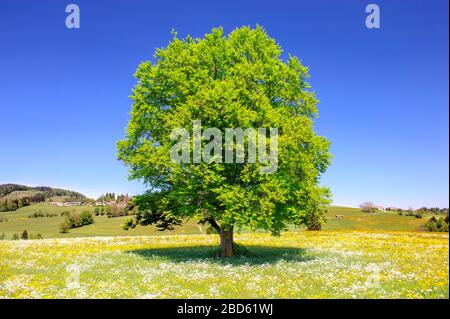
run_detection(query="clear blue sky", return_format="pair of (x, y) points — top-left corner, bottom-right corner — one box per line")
(0, 0), (448, 208)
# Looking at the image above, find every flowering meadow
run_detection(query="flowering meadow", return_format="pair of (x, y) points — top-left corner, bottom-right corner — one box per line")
(0, 231), (448, 298)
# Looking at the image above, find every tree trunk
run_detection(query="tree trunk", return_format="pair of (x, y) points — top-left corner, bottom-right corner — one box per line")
(219, 228), (234, 257)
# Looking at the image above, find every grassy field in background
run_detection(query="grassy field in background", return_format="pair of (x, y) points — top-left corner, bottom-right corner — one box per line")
(0, 203), (201, 239)
(322, 206), (429, 231)
(0, 204), (431, 239)
(0, 231), (447, 298)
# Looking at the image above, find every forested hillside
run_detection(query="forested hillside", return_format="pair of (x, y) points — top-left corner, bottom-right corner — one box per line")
(0, 184), (87, 211)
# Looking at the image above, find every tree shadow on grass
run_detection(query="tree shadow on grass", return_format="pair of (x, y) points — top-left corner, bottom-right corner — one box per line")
(127, 245), (315, 265)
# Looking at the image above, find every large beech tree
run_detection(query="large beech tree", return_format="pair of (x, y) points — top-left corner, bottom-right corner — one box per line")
(118, 26), (331, 257)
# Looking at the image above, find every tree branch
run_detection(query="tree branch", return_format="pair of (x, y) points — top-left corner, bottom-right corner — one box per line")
(207, 218), (221, 233)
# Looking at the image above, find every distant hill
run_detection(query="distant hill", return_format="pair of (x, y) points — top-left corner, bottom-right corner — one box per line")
(0, 184), (87, 212)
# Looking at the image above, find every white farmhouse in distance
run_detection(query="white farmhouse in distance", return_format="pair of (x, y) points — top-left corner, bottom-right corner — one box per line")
(95, 201), (115, 206)
(49, 201), (82, 207)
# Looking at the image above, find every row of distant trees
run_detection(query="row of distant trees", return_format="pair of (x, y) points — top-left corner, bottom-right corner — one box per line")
(415, 207), (449, 215)
(0, 184), (86, 199)
(94, 204), (136, 218)
(0, 230), (43, 240)
(97, 193), (116, 202)
(359, 202), (448, 215)
(96, 193), (130, 203)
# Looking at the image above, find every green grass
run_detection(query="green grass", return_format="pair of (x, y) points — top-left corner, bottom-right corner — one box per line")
(1, 204), (447, 299)
(323, 206), (428, 231)
(0, 203), (201, 239)
(0, 232), (448, 298)
(0, 203), (433, 239)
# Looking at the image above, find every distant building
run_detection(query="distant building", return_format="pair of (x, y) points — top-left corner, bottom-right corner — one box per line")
(49, 201), (82, 207)
(95, 201), (115, 206)
(49, 202), (64, 207)
(375, 206), (385, 212)
(64, 202), (83, 206)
